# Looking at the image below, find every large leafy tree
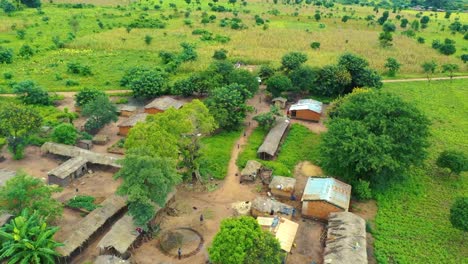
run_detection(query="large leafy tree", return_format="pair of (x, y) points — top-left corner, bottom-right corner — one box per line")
(128, 69), (168, 99)
(114, 147), (182, 226)
(228, 69), (259, 96)
(312, 65), (351, 97)
(82, 95), (118, 134)
(209, 216), (282, 264)
(0, 172), (63, 222)
(13, 80), (51, 106)
(206, 85), (250, 130)
(450, 197), (468, 234)
(337, 53), (382, 92)
(266, 74), (292, 97)
(74, 87), (105, 107)
(51, 123), (78, 145)
(0, 210), (62, 264)
(320, 91), (430, 187)
(281, 51), (307, 72)
(289, 65), (318, 94)
(0, 103), (42, 158)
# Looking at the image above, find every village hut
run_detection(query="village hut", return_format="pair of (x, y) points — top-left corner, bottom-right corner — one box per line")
(251, 196), (294, 219)
(94, 255), (130, 264)
(47, 156), (88, 187)
(240, 160), (263, 183)
(118, 105), (137, 117)
(287, 99), (323, 122)
(97, 191), (176, 258)
(93, 134), (109, 145)
(118, 113), (148, 136)
(0, 213), (13, 227)
(301, 177), (351, 220)
(257, 216), (299, 253)
(57, 195), (127, 260)
(324, 212), (367, 264)
(41, 142), (122, 168)
(271, 97), (287, 109)
(269, 176), (296, 198)
(77, 139), (93, 150)
(0, 169), (16, 187)
(144, 96), (185, 114)
(257, 117), (290, 160)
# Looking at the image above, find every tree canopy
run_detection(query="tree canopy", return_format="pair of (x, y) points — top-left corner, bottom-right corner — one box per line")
(206, 85), (250, 130)
(13, 80), (51, 106)
(281, 52), (307, 72)
(0, 172), (63, 222)
(128, 68), (168, 99)
(0, 210), (62, 264)
(51, 123), (78, 145)
(337, 53), (382, 92)
(450, 197), (468, 233)
(436, 150), (467, 176)
(266, 74), (292, 97)
(320, 91), (430, 187)
(82, 95), (118, 134)
(74, 87), (105, 107)
(209, 216), (283, 264)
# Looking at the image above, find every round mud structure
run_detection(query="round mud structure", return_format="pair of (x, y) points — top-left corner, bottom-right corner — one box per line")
(158, 228), (204, 259)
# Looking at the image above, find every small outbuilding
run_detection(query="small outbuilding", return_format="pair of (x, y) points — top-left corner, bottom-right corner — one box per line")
(287, 99), (323, 122)
(301, 177), (351, 220)
(118, 113), (148, 136)
(269, 176), (296, 198)
(92, 134), (109, 145)
(251, 197), (294, 219)
(144, 96), (185, 114)
(257, 117), (290, 160)
(271, 97), (287, 109)
(240, 160), (263, 183)
(77, 139), (93, 150)
(0, 169), (16, 187)
(47, 156), (88, 187)
(257, 216), (299, 253)
(118, 105), (137, 117)
(324, 212), (367, 264)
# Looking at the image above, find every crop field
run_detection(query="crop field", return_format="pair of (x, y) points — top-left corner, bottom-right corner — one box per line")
(1, 0), (467, 92)
(373, 79), (468, 264)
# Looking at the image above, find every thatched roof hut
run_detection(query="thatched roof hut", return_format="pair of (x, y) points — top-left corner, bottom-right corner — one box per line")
(324, 212), (367, 264)
(41, 142), (121, 168)
(118, 113), (148, 136)
(144, 96), (184, 114)
(269, 176), (296, 198)
(257, 117), (290, 160)
(240, 160), (263, 182)
(0, 169), (16, 187)
(94, 255), (130, 264)
(251, 197), (294, 219)
(57, 195), (127, 258)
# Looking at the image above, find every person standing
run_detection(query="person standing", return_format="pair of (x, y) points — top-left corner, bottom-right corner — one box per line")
(178, 247), (182, 260)
(200, 214), (204, 223)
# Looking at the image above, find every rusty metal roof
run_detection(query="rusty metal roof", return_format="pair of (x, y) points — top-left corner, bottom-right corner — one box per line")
(301, 177), (351, 211)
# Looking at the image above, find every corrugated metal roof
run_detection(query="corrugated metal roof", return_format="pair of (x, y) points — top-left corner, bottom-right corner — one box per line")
(302, 177), (351, 211)
(289, 99), (323, 114)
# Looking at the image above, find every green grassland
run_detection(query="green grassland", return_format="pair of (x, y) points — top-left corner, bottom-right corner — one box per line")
(0, 0), (467, 92)
(237, 123), (320, 176)
(373, 79), (468, 264)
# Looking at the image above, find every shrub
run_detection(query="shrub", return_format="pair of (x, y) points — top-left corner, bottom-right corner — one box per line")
(353, 179), (372, 200)
(144, 34), (152, 45)
(213, 49), (228, 60)
(3, 72), (13, 79)
(128, 18), (166, 29)
(436, 150), (467, 176)
(66, 195), (98, 211)
(13, 80), (51, 105)
(417, 37), (425, 43)
(310, 42), (320, 50)
(75, 87), (105, 106)
(51, 123), (78, 145)
(18, 44), (34, 58)
(0, 46), (13, 64)
(65, 79), (79, 86)
(67, 62), (92, 76)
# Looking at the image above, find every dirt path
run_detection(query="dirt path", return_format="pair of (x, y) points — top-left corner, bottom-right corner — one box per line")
(382, 76), (468, 83)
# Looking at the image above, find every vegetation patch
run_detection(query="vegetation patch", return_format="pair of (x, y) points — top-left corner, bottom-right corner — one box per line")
(199, 131), (240, 180)
(66, 195), (99, 212)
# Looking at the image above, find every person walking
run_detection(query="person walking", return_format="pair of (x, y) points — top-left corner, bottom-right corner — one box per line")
(178, 247), (182, 260)
(200, 214), (204, 223)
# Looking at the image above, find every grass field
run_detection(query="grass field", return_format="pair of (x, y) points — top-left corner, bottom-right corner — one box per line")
(237, 124), (320, 176)
(199, 130), (240, 180)
(373, 79), (468, 264)
(0, 1), (467, 92)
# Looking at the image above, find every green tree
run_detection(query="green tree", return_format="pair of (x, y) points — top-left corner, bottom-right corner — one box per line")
(338, 53), (382, 92)
(18, 44), (34, 58)
(51, 123), (78, 145)
(382, 22), (396, 32)
(436, 150), (467, 176)
(206, 85), (250, 130)
(144, 34), (153, 45)
(82, 95), (118, 134)
(384, 57), (401, 77)
(13, 81), (51, 106)
(129, 69), (168, 99)
(289, 66), (317, 93)
(400, 18), (409, 28)
(114, 147), (181, 226)
(0, 103), (42, 159)
(253, 106), (280, 130)
(213, 49), (228, 60)
(0, 210), (62, 264)
(281, 52), (307, 72)
(209, 216), (282, 264)
(74, 87), (106, 107)
(228, 69), (259, 96)
(0, 46), (13, 64)
(310, 42), (320, 50)
(450, 197), (468, 234)
(379, 31), (393, 47)
(420, 15), (429, 28)
(441, 64), (459, 80)
(266, 74), (292, 97)
(377, 10), (389, 25)
(320, 91), (430, 187)
(421, 61), (437, 81)
(258, 65), (275, 81)
(20, 0), (41, 8)
(312, 65), (351, 97)
(0, 172), (62, 222)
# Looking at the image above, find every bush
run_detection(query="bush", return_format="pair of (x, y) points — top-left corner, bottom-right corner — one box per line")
(13, 80), (51, 105)
(67, 62), (92, 76)
(18, 45), (34, 58)
(3, 72), (13, 79)
(353, 179), (372, 200)
(417, 37), (425, 43)
(128, 18), (166, 29)
(436, 150), (467, 176)
(310, 42), (321, 50)
(51, 123), (78, 145)
(0, 46), (13, 64)
(213, 49), (228, 60)
(66, 195), (98, 211)
(65, 79), (79, 86)
(75, 87), (105, 106)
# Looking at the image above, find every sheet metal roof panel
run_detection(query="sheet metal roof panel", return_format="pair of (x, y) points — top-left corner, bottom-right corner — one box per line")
(302, 177), (351, 211)
(289, 99), (323, 114)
